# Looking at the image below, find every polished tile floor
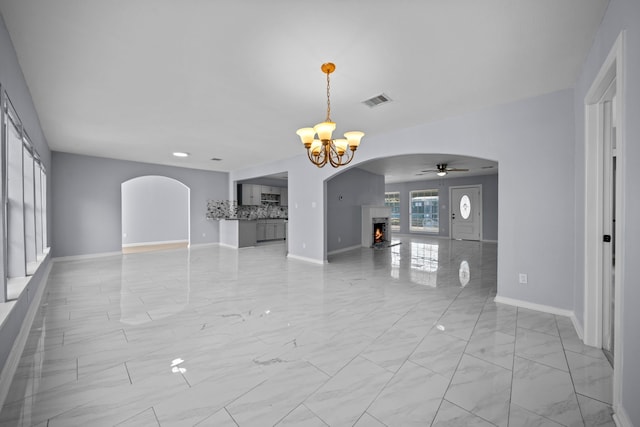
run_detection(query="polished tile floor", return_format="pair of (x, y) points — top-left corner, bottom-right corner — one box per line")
(1, 236), (614, 426)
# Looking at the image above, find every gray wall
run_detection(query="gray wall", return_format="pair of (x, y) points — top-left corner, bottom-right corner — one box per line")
(573, 0), (640, 424)
(51, 152), (228, 257)
(326, 168), (385, 253)
(385, 173), (498, 240)
(121, 176), (190, 245)
(232, 90), (576, 309)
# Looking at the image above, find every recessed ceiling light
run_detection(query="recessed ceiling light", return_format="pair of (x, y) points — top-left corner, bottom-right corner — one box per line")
(173, 152), (189, 157)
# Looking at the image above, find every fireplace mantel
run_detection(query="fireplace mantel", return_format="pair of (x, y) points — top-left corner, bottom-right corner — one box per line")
(361, 205), (392, 247)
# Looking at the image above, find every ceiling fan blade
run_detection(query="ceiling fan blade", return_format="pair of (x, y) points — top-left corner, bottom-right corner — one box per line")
(446, 168), (469, 172)
(420, 169), (438, 173)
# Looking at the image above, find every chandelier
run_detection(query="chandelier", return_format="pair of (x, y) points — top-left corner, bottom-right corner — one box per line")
(296, 63), (364, 168)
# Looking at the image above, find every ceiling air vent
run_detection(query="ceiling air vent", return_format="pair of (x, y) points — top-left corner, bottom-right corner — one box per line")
(362, 93), (392, 108)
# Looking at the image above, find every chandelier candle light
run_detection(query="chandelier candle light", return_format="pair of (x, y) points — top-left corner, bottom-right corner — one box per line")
(296, 63), (364, 168)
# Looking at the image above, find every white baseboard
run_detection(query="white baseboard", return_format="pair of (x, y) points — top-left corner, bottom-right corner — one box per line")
(570, 312), (584, 340)
(53, 251), (122, 262)
(218, 243), (238, 249)
(188, 242), (220, 249)
(612, 403), (633, 427)
(328, 245), (361, 256)
(286, 253), (327, 265)
(493, 295), (574, 318)
(121, 239), (188, 248)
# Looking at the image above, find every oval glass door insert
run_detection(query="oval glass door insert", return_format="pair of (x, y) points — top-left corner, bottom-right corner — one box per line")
(460, 194), (471, 219)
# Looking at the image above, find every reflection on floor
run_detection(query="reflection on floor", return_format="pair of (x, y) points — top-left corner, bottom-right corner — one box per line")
(0, 235), (614, 426)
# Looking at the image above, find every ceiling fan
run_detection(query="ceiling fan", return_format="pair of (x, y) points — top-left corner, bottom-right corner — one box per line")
(417, 163), (469, 176)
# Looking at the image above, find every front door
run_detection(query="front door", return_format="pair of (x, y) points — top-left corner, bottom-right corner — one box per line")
(451, 186), (481, 241)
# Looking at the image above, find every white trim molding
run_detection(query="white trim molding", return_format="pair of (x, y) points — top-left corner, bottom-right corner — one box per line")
(121, 239), (189, 248)
(494, 295), (575, 318)
(612, 404), (633, 427)
(53, 251), (122, 262)
(286, 253), (327, 265)
(583, 30), (626, 414)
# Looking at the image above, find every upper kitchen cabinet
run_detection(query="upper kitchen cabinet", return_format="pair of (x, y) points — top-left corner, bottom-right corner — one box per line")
(240, 184), (262, 206)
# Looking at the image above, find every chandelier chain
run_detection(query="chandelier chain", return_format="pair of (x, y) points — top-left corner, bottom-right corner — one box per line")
(325, 71), (331, 123)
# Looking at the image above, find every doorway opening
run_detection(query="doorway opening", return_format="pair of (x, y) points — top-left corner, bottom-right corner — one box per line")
(121, 176), (190, 254)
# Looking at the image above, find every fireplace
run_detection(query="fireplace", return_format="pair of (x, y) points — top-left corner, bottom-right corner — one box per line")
(372, 217), (389, 245)
(361, 205), (392, 247)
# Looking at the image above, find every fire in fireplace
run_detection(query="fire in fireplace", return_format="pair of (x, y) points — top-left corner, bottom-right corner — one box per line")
(372, 217), (389, 245)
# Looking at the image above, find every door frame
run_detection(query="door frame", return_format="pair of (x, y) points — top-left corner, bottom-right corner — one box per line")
(583, 31), (625, 411)
(449, 184), (482, 241)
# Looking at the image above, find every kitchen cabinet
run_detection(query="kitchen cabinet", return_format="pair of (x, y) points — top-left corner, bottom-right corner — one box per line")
(256, 219), (286, 241)
(238, 220), (257, 247)
(280, 188), (288, 206)
(261, 186), (281, 195)
(240, 184), (261, 206)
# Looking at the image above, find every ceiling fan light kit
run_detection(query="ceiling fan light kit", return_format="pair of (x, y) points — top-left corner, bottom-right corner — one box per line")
(419, 163), (470, 176)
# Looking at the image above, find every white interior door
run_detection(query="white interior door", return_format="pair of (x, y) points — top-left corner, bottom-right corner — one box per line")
(451, 185), (481, 241)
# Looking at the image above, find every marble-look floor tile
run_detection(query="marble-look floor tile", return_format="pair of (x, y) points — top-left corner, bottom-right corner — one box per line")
(0, 363), (131, 426)
(46, 368), (189, 426)
(226, 360), (328, 427)
(1, 238), (611, 427)
(444, 354), (511, 427)
(153, 363), (267, 426)
(435, 310), (479, 341)
(432, 400), (496, 427)
(304, 356), (393, 426)
(353, 413), (386, 427)
(517, 308), (559, 336)
(577, 394), (616, 427)
(275, 404), (328, 427)
(367, 360), (449, 426)
(475, 302), (517, 336)
(360, 327), (422, 373)
(508, 403), (564, 427)
(409, 329), (467, 378)
(555, 316), (608, 360)
(286, 329), (374, 377)
(565, 351), (613, 404)
(114, 407), (159, 427)
(511, 356), (582, 427)
(466, 329), (514, 370)
(193, 408), (239, 427)
(515, 327), (568, 371)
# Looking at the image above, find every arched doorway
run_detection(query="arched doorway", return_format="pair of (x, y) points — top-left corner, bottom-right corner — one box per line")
(121, 175), (190, 253)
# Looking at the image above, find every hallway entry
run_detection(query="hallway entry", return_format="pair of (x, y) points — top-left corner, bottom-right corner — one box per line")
(121, 175), (190, 254)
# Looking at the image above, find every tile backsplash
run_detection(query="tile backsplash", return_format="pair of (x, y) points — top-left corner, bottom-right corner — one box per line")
(207, 200), (287, 220)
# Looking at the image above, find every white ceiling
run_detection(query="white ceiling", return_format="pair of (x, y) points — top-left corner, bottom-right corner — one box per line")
(0, 0), (608, 176)
(358, 154), (498, 184)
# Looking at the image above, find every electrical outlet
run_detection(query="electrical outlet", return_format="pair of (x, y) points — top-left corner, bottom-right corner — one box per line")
(519, 273), (528, 284)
